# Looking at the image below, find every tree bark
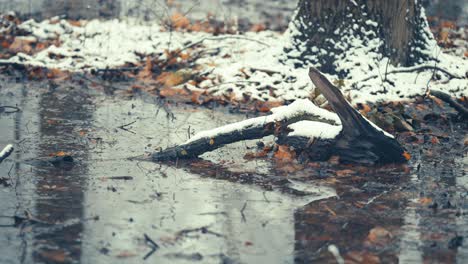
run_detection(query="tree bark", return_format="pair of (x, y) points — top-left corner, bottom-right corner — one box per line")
(287, 0), (433, 77)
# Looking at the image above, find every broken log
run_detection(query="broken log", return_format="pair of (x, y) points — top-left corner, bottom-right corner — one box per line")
(308, 68), (407, 164)
(152, 68), (407, 165)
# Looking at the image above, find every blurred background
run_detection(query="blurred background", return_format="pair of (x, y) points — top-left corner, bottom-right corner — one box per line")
(0, 0), (466, 28)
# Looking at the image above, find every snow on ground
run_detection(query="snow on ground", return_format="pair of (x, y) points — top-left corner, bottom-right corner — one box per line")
(3, 17), (468, 104)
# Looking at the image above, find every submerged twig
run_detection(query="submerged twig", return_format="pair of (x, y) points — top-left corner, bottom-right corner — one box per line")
(118, 121), (137, 134)
(143, 233), (160, 260)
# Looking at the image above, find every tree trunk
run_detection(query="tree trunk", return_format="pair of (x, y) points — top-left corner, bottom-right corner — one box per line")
(286, 0), (433, 77)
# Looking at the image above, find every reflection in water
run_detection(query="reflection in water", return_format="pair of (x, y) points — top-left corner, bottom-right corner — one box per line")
(33, 88), (93, 263)
(1, 77), (466, 263)
(80, 99), (335, 263)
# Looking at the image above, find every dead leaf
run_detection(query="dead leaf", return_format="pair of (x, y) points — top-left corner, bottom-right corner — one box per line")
(250, 23), (266, 32)
(170, 12), (190, 29)
(49, 151), (68, 157)
(116, 251), (138, 258)
(37, 249), (67, 263)
(402, 151), (411, 161)
(255, 101), (283, 113)
(429, 136), (440, 144)
(335, 169), (355, 177)
(418, 197), (433, 206)
(274, 145), (295, 161)
(346, 251), (380, 264)
(366, 227), (393, 246)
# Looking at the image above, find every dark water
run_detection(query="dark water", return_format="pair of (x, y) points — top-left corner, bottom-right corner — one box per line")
(0, 73), (467, 263)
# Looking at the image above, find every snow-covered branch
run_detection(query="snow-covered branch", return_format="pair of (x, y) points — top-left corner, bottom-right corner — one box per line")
(152, 100), (341, 161)
(0, 144), (14, 164)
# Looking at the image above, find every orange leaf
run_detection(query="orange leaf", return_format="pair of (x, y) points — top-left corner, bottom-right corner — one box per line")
(274, 145), (295, 161)
(170, 12), (190, 29)
(256, 101), (283, 113)
(49, 151), (68, 157)
(335, 169), (355, 177)
(430, 136), (440, 144)
(250, 23), (266, 32)
(367, 227), (392, 245)
(418, 197), (432, 205)
(402, 151), (411, 161)
(159, 87), (189, 98)
(156, 72), (186, 87)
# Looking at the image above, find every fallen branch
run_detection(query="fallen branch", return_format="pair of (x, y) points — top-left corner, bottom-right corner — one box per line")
(0, 144), (14, 164)
(430, 90), (468, 118)
(152, 68), (407, 164)
(152, 100), (340, 161)
(352, 64), (464, 88)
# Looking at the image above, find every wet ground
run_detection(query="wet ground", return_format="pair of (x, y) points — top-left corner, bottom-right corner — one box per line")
(0, 72), (467, 264)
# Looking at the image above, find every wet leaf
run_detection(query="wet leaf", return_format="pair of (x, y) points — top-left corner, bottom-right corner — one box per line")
(37, 249), (68, 263)
(116, 250), (138, 258)
(170, 12), (190, 29)
(335, 169), (355, 177)
(402, 151), (411, 161)
(274, 145), (295, 161)
(250, 23), (266, 32)
(418, 197), (433, 206)
(49, 151), (69, 157)
(366, 227), (393, 246)
(430, 136), (440, 144)
(346, 251), (380, 264)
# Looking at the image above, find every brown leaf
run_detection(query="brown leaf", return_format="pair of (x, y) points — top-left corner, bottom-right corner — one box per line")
(335, 169), (355, 177)
(366, 227), (393, 246)
(116, 250), (138, 258)
(170, 12), (190, 29)
(418, 197), (433, 206)
(9, 37), (34, 54)
(37, 249), (67, 263)
(346, 251), (380, 264)
(274, 145), (295, 161)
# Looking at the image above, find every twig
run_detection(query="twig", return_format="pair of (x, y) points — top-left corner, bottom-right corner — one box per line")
(175, 225), (223, 239)
(181, 35), (270, 52)
(152, 106), (338, 161)
(240, 201), (247, 222)
(0, 144), (14, 164)
(430, 90), (468, 118)
(118, 121), (137, 134)
(352, 64), (464, 89)
(143, 233), (159, 260)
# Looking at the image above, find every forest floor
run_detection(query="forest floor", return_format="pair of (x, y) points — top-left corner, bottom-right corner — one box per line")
(0, 4), (468, 264)
(0, 68), (467, 263)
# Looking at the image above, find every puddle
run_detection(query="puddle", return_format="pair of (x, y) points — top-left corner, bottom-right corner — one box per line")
(0, 66), (467, 263)
(0, 76), (335, 263)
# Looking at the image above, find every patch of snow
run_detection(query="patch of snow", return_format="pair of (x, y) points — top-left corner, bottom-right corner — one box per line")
(287, 120), (342, 139)
(186, 99), (341, 143)
(0, 144), (14, 160)
(4, 18), (467, 105)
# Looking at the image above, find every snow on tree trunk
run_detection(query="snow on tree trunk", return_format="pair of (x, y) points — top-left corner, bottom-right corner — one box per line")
(285, 0), (434, 77)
